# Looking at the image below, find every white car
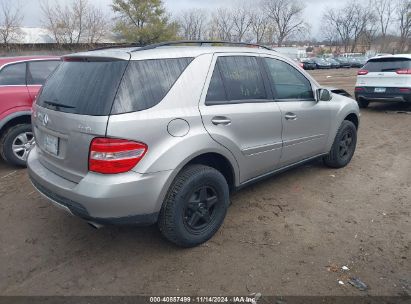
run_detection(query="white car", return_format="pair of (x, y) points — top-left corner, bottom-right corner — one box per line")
(355, 54), (411, 108)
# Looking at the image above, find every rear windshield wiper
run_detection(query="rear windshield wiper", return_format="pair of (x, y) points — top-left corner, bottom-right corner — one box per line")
(380, 68), (398, 72)
(43, 100), (76, 109)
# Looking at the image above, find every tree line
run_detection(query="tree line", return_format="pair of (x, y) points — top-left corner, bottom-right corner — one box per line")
(0, 0), (410, 53)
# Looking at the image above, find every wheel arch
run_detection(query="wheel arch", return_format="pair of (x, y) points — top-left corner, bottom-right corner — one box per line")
(0, 111), (32, 139)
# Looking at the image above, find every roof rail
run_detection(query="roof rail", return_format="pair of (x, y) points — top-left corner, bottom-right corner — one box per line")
(129, 40), (274, 52)
(90, 43), (140, 51)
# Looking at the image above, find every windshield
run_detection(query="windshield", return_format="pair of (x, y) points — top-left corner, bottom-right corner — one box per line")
(37, 60), (128, 116)
(362, 58), (411, 72)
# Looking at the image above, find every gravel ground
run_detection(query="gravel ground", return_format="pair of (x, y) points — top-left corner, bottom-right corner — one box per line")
(0, 69), (410, 297)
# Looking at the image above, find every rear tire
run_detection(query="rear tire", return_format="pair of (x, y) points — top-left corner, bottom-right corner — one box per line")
(0, 124), (34, 167)
(158, 165), (229, 248)
(323, 120), (357, 169)
(357, 99), (369, 108)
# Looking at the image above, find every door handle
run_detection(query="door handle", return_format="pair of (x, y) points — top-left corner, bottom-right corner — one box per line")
(285, 112), (298, 121)
(211, 117), (231, 126)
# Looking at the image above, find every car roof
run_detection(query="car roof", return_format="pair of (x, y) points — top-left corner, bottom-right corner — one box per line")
(65, 46), (285, 61)
(369, 54), (411, 61)
(0, 56), (61, 68)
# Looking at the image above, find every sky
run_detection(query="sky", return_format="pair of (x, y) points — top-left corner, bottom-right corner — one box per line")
(19, 0), (345, 38)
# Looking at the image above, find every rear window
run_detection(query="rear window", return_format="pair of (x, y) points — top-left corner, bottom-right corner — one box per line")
(37, 60), (128, 115)
(363, 58), (411, 72)
(27, 60), (60, 85)
(0, 63), (26, 85)
(111, 58), (193, 114)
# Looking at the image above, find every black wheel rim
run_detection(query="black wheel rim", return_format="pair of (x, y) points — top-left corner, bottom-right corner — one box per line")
(339, 129), (355, 159)
(183, 186), (219, 232)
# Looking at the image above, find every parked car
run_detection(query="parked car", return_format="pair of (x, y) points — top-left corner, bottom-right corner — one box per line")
(335, 57), (352, 68)
(0, 56), (60, 166)
(28, 42), (360, 247)
(300, 58), (317, 70)
(347, 57), (364, 68)
(326, 58), (341, 69)
(355, 54), (411, 108)
(313, 57), (332, 69)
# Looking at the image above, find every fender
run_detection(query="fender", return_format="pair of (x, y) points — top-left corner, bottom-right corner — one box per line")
(325, 95), (360, 151)
(0, 110), (32, 131)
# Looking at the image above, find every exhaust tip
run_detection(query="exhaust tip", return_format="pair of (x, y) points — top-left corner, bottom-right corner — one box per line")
(88, 221), (104, 229)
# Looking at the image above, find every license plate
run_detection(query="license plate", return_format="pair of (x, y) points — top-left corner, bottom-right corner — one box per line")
(44, 134), (59, 155)
(375, 88), (386, 93)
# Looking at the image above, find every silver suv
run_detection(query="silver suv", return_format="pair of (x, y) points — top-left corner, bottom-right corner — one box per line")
(28, 42), (360, 247)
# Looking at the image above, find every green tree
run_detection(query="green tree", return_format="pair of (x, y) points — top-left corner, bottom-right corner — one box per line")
(112, 0), (178, 45)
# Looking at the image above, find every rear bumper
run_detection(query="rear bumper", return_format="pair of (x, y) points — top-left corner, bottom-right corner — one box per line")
(28, 147), (173, 225)
(355, 87), (411, 103)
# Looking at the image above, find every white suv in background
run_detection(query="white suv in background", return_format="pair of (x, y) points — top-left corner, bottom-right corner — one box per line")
(355, 54), (411, 108)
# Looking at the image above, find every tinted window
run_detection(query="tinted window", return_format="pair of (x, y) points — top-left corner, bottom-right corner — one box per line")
(37, 60), (128, 116)
(205, 65), (227, 104)
(217, 56), (266, 101)
(112, 58), (193, 114)
(264, 58), (314, 100)
(363, 58), (411, 72)
(28, 61), (60, 85)
(0, 63), (26, 85)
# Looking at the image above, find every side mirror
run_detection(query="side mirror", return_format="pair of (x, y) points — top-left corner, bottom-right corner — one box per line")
(318, 89), (332, 101)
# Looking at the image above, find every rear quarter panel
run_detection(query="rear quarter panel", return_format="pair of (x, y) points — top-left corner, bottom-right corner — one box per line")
(106, 53), (240, 183)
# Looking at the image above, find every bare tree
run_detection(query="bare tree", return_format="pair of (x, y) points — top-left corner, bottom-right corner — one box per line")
(264, 0), (306, 46)
(231, 4), (252, 42)
(86, 7), (110, 43)
(41, 0), (109, 44)
(323, 1), (375, 53)
(209, 8), (234, 41)
(178, 9), (208, 40)
(396, 0), (411, 52)
(249, 7), (271, 44)
(0, 0), (23, 44)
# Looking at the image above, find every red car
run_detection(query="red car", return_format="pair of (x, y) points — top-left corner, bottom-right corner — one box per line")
(0, 56), (60, 166)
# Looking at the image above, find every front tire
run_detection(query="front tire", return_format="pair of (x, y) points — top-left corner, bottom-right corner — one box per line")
(0, 124), (34, 167)
(323, 120), (357, 169)
(158, 165), (229, 247)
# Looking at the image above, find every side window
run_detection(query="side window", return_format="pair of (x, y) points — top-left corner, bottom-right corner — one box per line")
(0, 63), (26, 85)
(112, 57), (193, 114)
(217, 56), (266, 101)
(205, 64), (227, 104)
(264, 58), (314, 101)
(28, 61), (60, 85)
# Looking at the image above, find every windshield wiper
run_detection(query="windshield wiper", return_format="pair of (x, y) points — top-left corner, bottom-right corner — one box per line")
(43, 100), (76, 109)
(381, 68), (397, 72)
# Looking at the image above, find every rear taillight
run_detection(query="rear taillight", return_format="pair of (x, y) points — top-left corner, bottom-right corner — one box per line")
(396, 69), (411, 75)
(357, 70), (369, 75)
(399, 88), (411, 93)
(355, 87), (364, 92)
(89, 138), (147, 174)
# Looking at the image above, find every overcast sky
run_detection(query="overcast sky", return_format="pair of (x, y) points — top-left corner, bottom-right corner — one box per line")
(20, 0), (345, 38)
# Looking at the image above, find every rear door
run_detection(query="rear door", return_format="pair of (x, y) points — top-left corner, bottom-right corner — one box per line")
(262, 56), (331, 167)
(0, 62), (31, 115)
(357, 57), (411, 88)
(199, 54), (283, 183)
(33, 58), (129, 183)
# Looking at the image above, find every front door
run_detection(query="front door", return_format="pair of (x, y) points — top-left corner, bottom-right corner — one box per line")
(262, 56), (331, 167)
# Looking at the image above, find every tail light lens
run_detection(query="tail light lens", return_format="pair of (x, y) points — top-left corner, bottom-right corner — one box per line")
(357, 70), (369, 75)
(89, 138), (147, 174)
(355, 87), (364, 92)
(399, 88), (411, 93)
(396, 69), (411, 75)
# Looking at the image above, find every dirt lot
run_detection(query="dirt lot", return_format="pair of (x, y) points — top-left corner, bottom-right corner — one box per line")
(0, 69), (410, 297)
